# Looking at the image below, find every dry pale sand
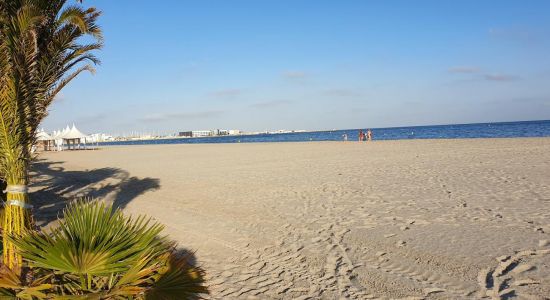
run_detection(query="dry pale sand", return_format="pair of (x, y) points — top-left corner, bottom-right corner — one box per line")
(31, 138), (550, 299)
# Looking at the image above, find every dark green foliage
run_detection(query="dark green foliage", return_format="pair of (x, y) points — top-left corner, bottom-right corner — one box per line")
(0, 200), (208, 299)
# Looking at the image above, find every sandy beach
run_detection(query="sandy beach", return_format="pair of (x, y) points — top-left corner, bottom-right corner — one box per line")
(30, 138), (550, 299)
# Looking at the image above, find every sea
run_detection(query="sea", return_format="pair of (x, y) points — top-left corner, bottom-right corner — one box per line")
(100, 120), (550, 146)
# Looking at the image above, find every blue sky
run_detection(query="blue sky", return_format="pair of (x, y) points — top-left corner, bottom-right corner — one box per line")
(42, 0), (550, 134)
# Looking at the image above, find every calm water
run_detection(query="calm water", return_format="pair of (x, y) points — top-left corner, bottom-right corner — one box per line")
(101, 120), (550, 146)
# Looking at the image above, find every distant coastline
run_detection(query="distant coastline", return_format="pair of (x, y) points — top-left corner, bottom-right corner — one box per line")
(97, 120), (550, 146)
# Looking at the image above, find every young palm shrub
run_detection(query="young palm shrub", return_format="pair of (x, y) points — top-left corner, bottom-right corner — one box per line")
(0, 0), (102, 270)
(0, 200), (208, 299)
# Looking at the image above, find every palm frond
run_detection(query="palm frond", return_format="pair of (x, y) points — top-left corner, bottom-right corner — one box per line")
(0, 265), (53, 300)
(56, 5), (89, 33)
(9, 200), (168, 276)
(4, 200), (208, 298)
(0, 0), (103, 172)
(145, 253), (208, 300)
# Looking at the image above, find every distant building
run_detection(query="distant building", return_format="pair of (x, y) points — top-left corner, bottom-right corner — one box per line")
(179, 130), (213, 137)
(178, 129), (240, 137)
(194, 130), (213, 137)
(178, 131), (193, 137)
(85, 133), (114, 143)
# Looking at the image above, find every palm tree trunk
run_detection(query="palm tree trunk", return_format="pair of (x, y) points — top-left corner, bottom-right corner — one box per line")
(2, 154), (32, 273)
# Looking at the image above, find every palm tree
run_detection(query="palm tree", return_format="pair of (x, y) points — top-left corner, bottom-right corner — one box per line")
(0, 0), (102, 271)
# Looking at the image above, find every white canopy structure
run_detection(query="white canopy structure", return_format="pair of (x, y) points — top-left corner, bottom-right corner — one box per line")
(59, 124), (88, 150)
(35, 129), (53, 141)
(35, 129), (54, 151)
(41, 124), (93, 151)
(50, 128), (66, 151)
(60, 126), (70, 137)
(61, 124), (87, 139)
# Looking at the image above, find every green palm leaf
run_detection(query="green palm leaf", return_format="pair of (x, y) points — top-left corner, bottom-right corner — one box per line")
(0, 0), (103, 180)
(5, 200), (208, 298)
(145, 253), (208, 300)
(9, 200), (168, 276)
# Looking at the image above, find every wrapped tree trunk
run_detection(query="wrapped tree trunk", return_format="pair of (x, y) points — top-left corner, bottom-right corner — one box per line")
(3, 187), (32, 271)
(2, 150), (32, 272)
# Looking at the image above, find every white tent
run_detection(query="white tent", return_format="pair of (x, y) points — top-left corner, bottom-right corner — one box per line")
(60, 124), (88, 150)
(51, 130), (64, 151)
(36, 129), (53, 141)
(61, 124), (88, 139)
(35, 129), (54, 151)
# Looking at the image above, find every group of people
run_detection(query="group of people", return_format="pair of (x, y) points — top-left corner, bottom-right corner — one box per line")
(359, 129), (372, 141)
(342, 129), (373, 142)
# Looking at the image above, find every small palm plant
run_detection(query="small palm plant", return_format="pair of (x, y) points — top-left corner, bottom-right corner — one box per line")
(0, 200), (208, 299)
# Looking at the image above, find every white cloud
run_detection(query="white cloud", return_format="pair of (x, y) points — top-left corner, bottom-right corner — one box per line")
(488, 27), (537, 44)
(323, 89), (362, 97)
(483, 73), (519, 82)
(249, 100), (292, 109)
(448, 66), (480, 74)
(283, 71), (307, 79)
(211, 89), (242, 97)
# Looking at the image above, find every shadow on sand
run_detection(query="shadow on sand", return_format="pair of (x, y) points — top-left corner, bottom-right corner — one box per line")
(30, 158), (160, 227)
(27, 158), (208, 297)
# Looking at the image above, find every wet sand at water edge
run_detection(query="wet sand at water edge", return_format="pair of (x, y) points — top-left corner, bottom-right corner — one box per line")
(31, 138), (550, 299)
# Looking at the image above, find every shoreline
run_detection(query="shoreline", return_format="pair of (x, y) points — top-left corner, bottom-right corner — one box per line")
(76, 136), (550, 148)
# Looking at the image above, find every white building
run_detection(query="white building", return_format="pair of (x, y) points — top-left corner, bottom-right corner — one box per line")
(215, 129), (229, 135)
(179, 129), (241, 137)
(192, 130), (213, 137)
(85, 133), (114, 143)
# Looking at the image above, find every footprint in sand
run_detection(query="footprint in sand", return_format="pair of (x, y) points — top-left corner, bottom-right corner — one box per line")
(511, 264), (534, 274)
(479, 247), (549, 299)
(512, 279), (539, 287)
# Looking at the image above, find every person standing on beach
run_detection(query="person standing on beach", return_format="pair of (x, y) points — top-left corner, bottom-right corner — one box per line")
(342, 133), (348, 141)
(358, 129), (363, 141)
(367, 129), (372, 141)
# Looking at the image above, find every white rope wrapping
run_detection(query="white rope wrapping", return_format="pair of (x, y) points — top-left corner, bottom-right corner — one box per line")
(3, 185), (28, 194)
(3, 200), (33, 209)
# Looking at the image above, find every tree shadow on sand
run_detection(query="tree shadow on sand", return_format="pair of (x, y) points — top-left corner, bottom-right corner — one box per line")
(28, 159), (208, 297)
(30, 158), (160, 227)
